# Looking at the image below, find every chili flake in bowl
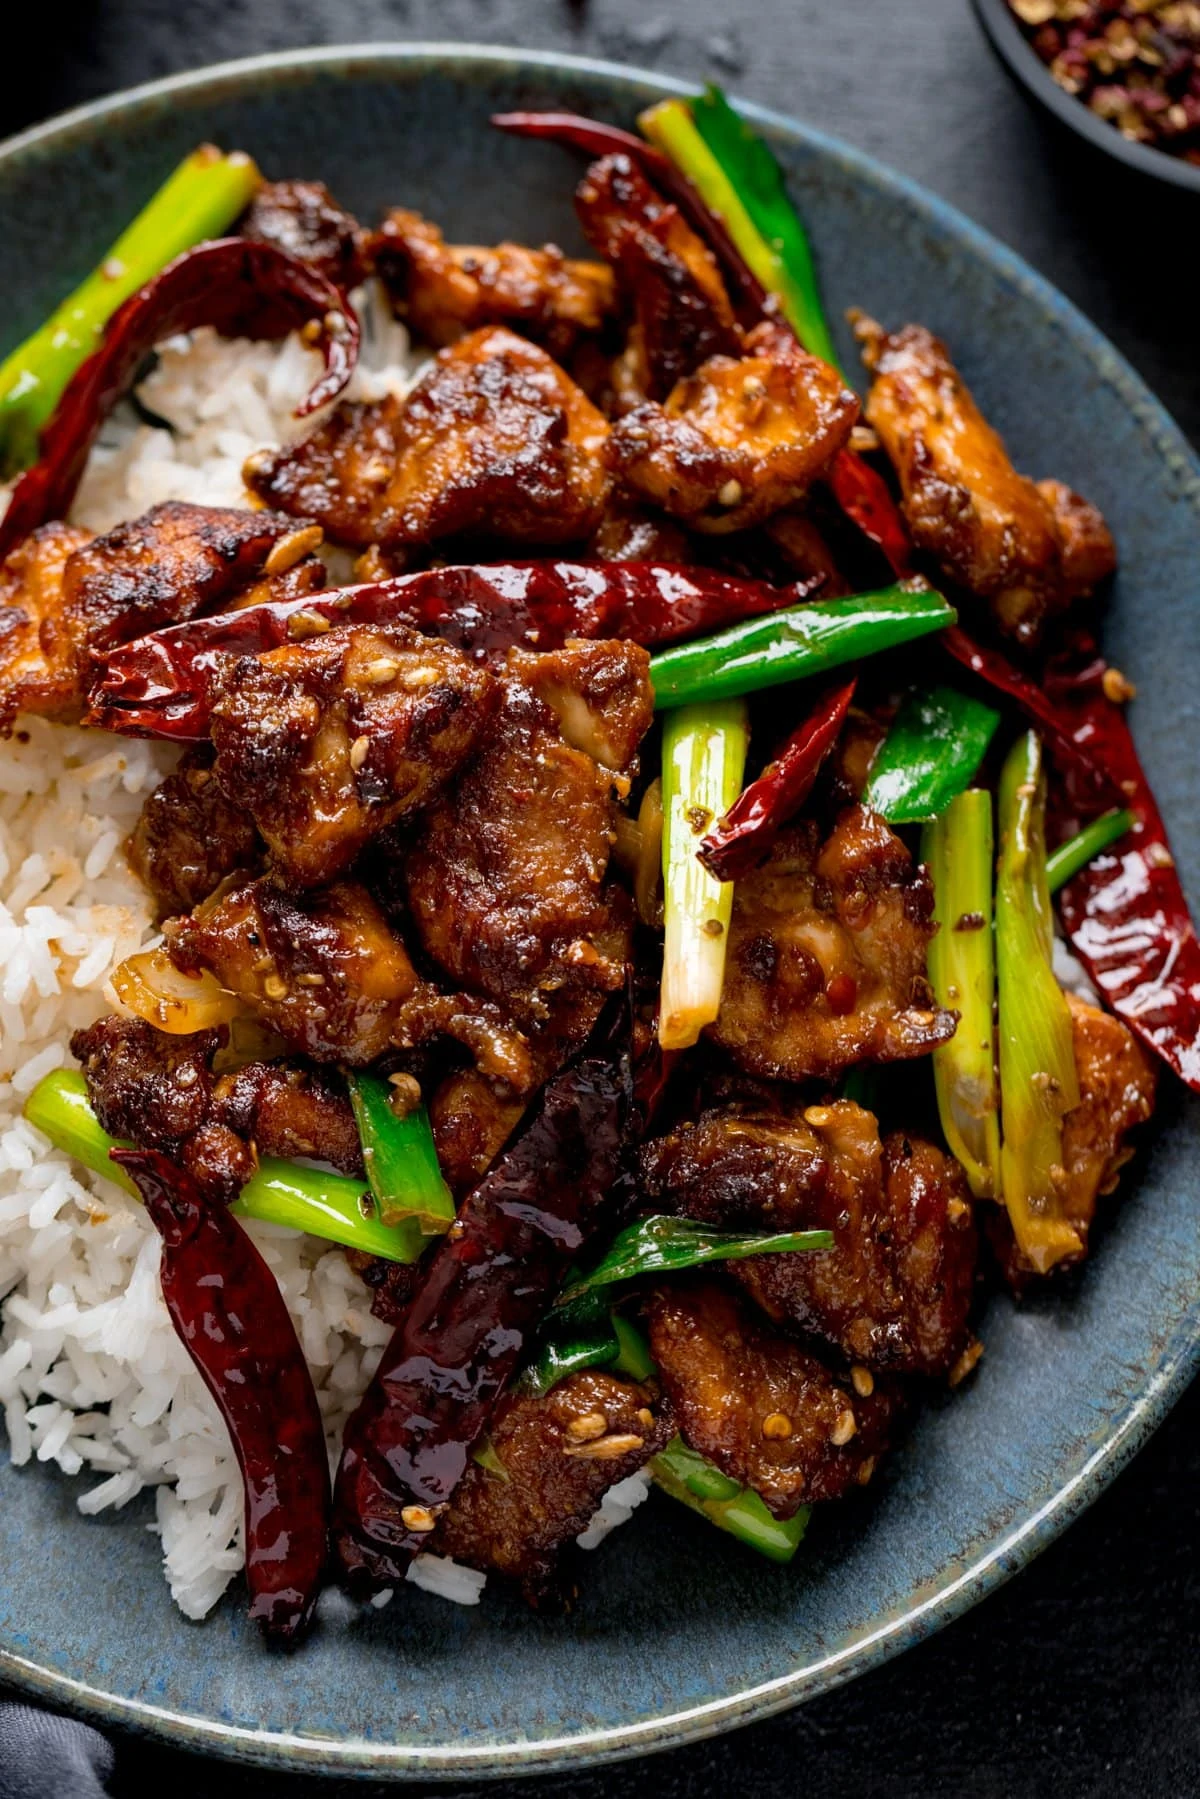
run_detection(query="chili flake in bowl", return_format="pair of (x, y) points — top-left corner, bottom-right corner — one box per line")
(1009, 0), (1200, 163)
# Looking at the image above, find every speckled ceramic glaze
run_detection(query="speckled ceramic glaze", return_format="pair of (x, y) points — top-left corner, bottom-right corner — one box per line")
(0, 43), (1197, 1781)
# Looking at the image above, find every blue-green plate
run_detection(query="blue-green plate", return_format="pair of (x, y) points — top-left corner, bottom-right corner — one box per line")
(0, 43), (1197, 1780)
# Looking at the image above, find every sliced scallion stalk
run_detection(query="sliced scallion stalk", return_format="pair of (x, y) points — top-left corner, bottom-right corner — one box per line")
(660, 699), (748, 1048)
(346, 1071), (454, 1234)
(922, 790), (1000, 1199)
(995, 732), (1082, 1272)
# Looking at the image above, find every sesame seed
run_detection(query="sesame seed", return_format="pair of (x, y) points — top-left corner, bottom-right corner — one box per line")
(387, 1072), (422, 1118)
(946, 1196), (970, 1223)
(243, 447), (277, 480)
(948, 1339), (984, 1389)
(803, 1106), (832, 1128)
(1145, 842), (1175, 870)
(1102, 666), (1136, 705)
(349, 734), (370, 772)
(636, 1407), (655, 1429)
(295, 972), (325, 988)
(566, 1412), (609, 1443)
(830, 1408), (857, 1446)
(263, 974), (288, 1001)
(742, 375), (766, 402)
(263, 525), (324, 576)
(850, 1365), (874, 1398)
(762, 1412), (793, 1440)
(363, 658), (401, 685)
(286, 608), (332, 639)
(400, 1505), (437, 1533)
(701, 917), (725, 938)
(717, 478), (744, 507)
(856, 1456), (876, 1486)
(563, 1433), (644, 1460)
(398, 666), (442, 691)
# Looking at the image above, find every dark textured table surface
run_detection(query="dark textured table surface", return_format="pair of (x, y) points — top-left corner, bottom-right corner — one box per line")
(5, 3), (1199, 1795)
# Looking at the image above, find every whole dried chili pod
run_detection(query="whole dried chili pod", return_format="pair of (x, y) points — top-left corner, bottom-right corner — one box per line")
(333, 986), (635, 1590)
(941, 623), (1122, 806)
(112, 1146), (331, 1642)
(89, 562), (818, 740)
(698, 675), (857, 881)
(0, 238), (359, 563)
(491, 110), (769, 322)
(1044, 639), (1200, 1092)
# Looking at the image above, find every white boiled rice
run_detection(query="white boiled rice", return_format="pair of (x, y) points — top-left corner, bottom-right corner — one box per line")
(0, 287), (648, 1621)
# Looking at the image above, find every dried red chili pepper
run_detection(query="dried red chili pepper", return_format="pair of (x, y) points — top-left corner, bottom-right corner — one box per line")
(699, 675), (857, 881)
(89, 561), (819, 740)
(491, 110), (769, 321)
(941, 622), (1121, 806)
(826, 450), (913, 579)
(0, 238), (359, 564)
(333, 988), (634, 1589)
(112, 1147), (331, 1641)
(1044, 640), (1200, 1091)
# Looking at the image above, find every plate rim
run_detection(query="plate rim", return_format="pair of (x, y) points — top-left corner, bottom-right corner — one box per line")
(1, 39), (1198, 1779)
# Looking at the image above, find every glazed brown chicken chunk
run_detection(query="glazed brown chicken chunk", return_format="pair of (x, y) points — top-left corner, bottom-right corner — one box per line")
(167, 878), (421, 1065)
(1061, 995), (1157, 1246)
(241, 177), (367, 290)
(371, 207), (616, 357)
(70, 1014), (362, 1203)
(575, 153), (741, 405)
(128, 746), (262, 918)
(244, 325), (612, 549)
(1, 502), (319, 730)
(208, 621), (497, 887)
(856, 318), (1115, 645)
(649, 1281), (903, 1514)
(709, 807), (956, 1082)
(0, 522), (93, 728)
(431, 1370), (672, 1604)
(608, 321), (860, 533)
(167, 875), (529, 1082)
(406, 641), (650, 1037)
(643, 1101), (977, 1376)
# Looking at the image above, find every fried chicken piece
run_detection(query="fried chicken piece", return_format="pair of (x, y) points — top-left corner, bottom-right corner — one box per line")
(642, 1102), (977, 1375)
(505, 638), (654, 773)
(709, 808), (956, 1081)
(213, 1055), (364, 1171)
(405, 647), (645, 1035)
(167, 875), (529, 1081)
(855, 318), (1115, 646)
(575, 153), (741, 403)
(243, 325), (612, 550)
(429, 1065), (525, 1194)
(370, 207), (616, 358)
(1061, 995), (1157, 1241)
(64, 499), (319, 669)
(166, 878), (421, 1065)
(431, 1370), (672, 1604)
(587, 498), (695, 566)
(127, 745), (262, 918)
(648, 1281), (902, 1515)
(0, 523), (93, 729)
(69, 1013), (362, 1203)
(608, 320), (859, 533)
(208, 621), (497, 887)
(240, 177), (367, 290)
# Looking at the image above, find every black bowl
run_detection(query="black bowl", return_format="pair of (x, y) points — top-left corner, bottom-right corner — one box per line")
(973, 0), (1200, 194)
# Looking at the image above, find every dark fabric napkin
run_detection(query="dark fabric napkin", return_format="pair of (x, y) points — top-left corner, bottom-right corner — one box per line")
(0, 1704), (113, 1799)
